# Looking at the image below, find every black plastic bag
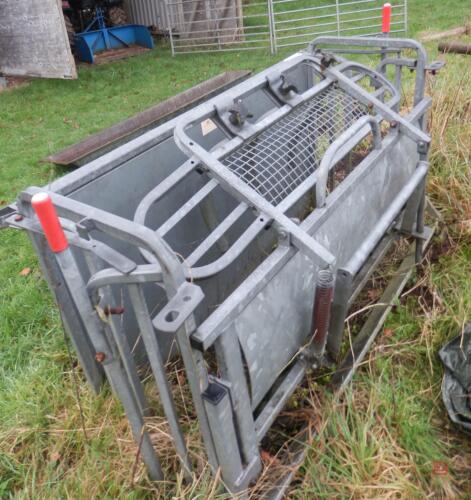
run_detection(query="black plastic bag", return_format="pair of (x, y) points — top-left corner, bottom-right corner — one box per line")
(439, 323), (471, 435)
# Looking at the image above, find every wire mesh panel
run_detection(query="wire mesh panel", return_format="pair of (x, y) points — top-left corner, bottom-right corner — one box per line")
(272, 0), (407, 50)
(222, 87), (366, 205)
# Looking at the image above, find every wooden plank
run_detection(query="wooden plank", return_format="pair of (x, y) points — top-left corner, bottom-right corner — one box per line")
(438, 42), (471, 55)
(44, 70), (251, 166)
(420, 24), (470, 43)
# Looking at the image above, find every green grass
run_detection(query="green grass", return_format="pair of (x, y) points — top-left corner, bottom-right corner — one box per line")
(1, 0), (471, 497)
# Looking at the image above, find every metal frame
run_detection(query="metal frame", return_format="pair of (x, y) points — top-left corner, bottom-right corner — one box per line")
(166, 0), (408, 55)
(0, 36), (438, 497)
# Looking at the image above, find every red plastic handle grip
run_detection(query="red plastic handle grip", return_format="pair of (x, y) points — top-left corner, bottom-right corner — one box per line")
(382, 3), (392, 33)
(31, 193), (69, 253)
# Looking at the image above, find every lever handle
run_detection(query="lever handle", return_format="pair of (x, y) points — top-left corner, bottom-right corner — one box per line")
(382, 3), (392, 34)
(279, 74), (298, 95)
(31, 192), (69, 253)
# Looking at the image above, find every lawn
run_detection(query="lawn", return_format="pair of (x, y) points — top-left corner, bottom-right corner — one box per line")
(1, 0), (470, 497)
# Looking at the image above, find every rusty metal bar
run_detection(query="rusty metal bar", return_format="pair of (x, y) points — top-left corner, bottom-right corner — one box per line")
(44, 70), (251, 166)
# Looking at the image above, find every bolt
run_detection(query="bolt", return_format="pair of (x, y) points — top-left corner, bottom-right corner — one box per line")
(14, 214), (23, 222)
(95, 352), (106, 363)
(279, 230), (288, 240)
(104, 305), (124, 315)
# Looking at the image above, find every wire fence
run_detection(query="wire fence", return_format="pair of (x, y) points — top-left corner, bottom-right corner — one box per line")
(165, 0), (407, 55)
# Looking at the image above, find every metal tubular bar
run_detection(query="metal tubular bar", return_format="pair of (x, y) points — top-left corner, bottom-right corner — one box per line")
(276, 20), (337, 33)
(167, 8), (268, 23)
(189, 216), (267, 278)
(186, 203), (248, 266)
(310, 36), (427, 106)
(400, 182), (424, 234)
(100, 287), (151, 417)
(327, 66), (428, 144)
(344, 161), (429, 275)
(173, 37), (272, 50)
(276, 28), (407, 49)
(134, 161), (196, 225)
(254, 360), (306, 440)
(273, 1), (370, 17)
(276, 15), (337, 29)
(169, 45), (273, 55)
(127, 284), (192, 478)
(88, 264), (163, 289)
(277, 22), (405, 42)
(415, 181), (426, 263)
(348, 232), (397, 306)
(267, 0), (277, 55)
(404, 0), (408, 36)
(274, 0), (380, 7)
(276, 14), (403, 36)
(339, 5), (406, 17)
(316, 115), (382, 207)
(202, 381), (245, 490)
(169, 23), (270, 37)
(277, 19), (404, 34)
(163, 0), (174, 56)
(171, 28), (271, 41)
(335, 0), (340, 35)
(156, 180), (218, 237)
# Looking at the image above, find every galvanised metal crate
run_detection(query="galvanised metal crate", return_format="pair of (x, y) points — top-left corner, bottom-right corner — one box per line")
(0, 36), (440, 497)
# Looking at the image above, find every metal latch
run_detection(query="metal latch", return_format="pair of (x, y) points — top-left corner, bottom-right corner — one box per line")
(216, 97), (256, 138)
(425, 60), (446, 75)
(0, 205), (17, 228)
(267, 73), (302, 105)
(228, 98), (253, 127)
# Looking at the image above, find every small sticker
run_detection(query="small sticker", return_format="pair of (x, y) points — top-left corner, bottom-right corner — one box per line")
(201, 118), (217, 136)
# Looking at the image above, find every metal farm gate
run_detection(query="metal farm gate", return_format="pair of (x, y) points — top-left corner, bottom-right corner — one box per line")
(166, 0), (407, 54)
